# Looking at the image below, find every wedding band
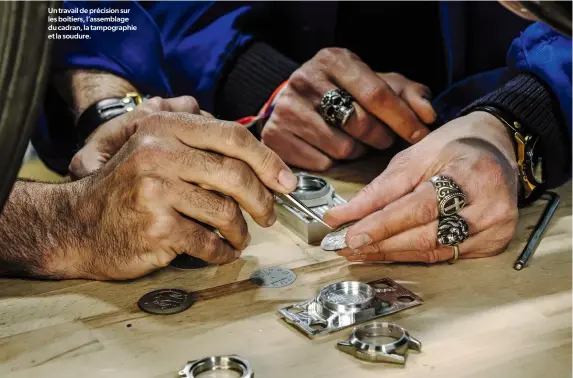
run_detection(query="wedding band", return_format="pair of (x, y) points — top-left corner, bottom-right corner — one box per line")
(430, 175), (466, 216)
(319, 88), (355, 128)
(450, 245), (460, 263)
(437, 214), (469, 247)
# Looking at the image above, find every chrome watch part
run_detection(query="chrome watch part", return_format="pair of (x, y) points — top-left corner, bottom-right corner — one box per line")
(275, 172), (347, 244)
(278, 278), (423, 337)
(337, 322), (422, 364)
(179, 355), (254, 378)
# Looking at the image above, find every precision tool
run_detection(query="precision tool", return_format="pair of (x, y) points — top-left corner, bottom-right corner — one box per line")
(275, 191), (333, 230)
(514, 191), (561, 271)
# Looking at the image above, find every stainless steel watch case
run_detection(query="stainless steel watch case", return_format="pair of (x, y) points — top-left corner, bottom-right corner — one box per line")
(275, 172), (346, 244)
(179, 355), (254, 378)
(278, 278), (423, 337)
(337, 322), (422, 364)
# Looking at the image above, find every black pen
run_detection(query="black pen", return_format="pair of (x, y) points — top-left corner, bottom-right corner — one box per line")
(514, 191), (561, 271)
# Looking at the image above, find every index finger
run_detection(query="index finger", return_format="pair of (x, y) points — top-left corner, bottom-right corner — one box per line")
(143, 112), (299, 193)
(326, 52), (430, 144)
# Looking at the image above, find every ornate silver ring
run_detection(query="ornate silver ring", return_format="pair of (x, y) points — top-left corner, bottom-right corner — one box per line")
(437, 214), (470, 247)
(319, 88), (355, 128)
(430, 175), (466, 216)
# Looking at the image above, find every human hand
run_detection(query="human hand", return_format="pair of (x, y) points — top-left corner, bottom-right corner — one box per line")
(324, 111), (519, 263)
(66, 112), (297, 280)
(261, 48), (436, 171)
(69, 96), (212, 179)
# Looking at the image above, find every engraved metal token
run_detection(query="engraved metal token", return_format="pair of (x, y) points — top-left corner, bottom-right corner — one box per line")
(169, 254), (210, 270)
(320, 222), (355, 251)
(137, 288), (195, 315)
(250, 268), (297, 288)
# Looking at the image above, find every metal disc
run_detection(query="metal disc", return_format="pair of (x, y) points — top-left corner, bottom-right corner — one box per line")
(250, 268), (297, 288)
(169, 254), (210, 270)
(321, 223), (354, 251)
(137, 289), (195, 315)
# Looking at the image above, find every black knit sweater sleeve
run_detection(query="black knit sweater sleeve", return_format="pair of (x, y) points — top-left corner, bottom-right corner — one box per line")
(214, 42), (300, 120)
(462, 72), (571, 189)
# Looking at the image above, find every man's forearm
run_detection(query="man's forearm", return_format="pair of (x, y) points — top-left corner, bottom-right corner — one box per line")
(53, 69), (137, 123)
(0, 180), (81, 278)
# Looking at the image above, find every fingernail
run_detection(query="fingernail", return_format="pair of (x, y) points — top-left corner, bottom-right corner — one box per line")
(278, 170), (298, 191)
(348, 234), (372, 249)
(267, 211), (277, 227)
(234, 250), (242, 259)
(411, 129), (429, 142)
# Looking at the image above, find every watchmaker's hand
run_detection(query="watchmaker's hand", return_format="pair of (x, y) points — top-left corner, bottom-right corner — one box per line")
(261, 48), (435, 171)
(324, 112), (519, 263)
(63, 112), (297, 280)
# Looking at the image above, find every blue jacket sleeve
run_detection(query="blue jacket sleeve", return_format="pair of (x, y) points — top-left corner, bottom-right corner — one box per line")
(507, 22), (572, 134)
(52, 1), (255, 111)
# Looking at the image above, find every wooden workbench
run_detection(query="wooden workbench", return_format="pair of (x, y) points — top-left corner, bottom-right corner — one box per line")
(2, 156), (572, 378)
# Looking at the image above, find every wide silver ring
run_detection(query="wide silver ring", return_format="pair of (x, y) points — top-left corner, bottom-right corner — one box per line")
(319, 88), (355, 128)
(179, 355), (253, 378)
(430, 175), (466, 216)
(437, 214), (469, 247)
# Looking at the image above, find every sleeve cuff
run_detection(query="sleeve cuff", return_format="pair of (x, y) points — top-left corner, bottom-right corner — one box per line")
(462, 73), (571, 189)
(215, 42), (299, 120)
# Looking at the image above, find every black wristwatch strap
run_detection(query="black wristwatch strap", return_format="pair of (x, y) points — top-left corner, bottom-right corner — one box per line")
(76, 92), (147, 146)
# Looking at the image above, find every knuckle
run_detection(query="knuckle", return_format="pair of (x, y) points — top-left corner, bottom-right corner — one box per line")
(288, 70), (310, 92)
(225, 123), (251, 149)
(314, 47), (340, 65)
(416, 201), (437, 225)
(141, 97), (164, 113)
(332, 138), (356, 159)
(415, 230), (436, 252)
(426, 249), (440, 264)
(223, 159), (252, 188)
(132, 175), (163, 209)
(218, 198), (241, 229)
(361, 85), (390, 107)
(179, 95), (200, 113)
(315, 158), (333, 172)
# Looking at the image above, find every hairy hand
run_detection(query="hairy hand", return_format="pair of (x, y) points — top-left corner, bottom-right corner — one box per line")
(64, 112), (297, 280)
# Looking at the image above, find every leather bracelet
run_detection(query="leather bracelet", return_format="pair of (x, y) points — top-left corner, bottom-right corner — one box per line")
(76, 92), (147, 147)
(468, 105), (545, 205)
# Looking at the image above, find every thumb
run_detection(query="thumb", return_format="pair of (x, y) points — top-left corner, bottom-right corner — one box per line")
(69, 111), (139, 179)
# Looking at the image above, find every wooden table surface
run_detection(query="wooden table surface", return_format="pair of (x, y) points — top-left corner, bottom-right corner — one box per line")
(2, 156), (572, 378)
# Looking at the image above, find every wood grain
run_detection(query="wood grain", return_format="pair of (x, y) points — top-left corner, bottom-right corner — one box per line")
(2, 156), (571, 378)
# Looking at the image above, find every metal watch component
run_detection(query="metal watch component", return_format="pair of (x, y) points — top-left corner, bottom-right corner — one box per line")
(275, 172), (346, 244)
(250, 268), (297, 288)
(179, 355), (254, 378)
(278, 278), (423, 337)
(321, 222), (356, 251)
(138, 289), (194, 315)
(337, 322), (422, 364)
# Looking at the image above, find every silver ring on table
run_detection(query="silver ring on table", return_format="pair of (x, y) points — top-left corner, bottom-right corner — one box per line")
(319, 88), (355, 129)
(429, 175), (466, 217)
(437, 214), (470, 247)
(179, 355), (254, 378)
